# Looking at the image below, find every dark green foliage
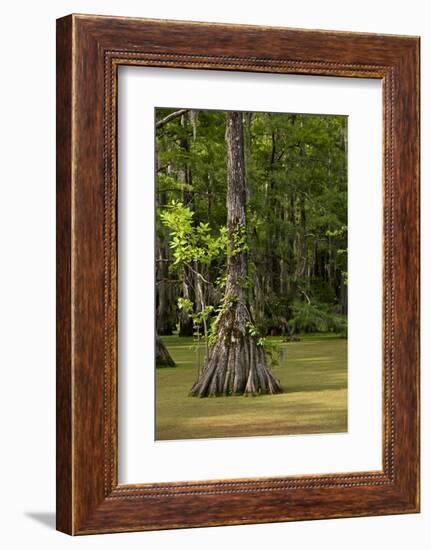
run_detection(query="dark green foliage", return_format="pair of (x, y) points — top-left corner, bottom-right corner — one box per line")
(288, 301), (347, 338)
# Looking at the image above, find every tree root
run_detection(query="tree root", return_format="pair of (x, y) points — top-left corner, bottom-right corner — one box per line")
(190, 326), (282, 397)
(156, 336), (176, 368)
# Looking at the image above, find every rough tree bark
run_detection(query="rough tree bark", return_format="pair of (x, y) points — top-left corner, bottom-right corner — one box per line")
(190, 111), (282, 397)
(156, 229), (176, 335)
(155, 152), (176, 335)
(156, 334), (176, 368)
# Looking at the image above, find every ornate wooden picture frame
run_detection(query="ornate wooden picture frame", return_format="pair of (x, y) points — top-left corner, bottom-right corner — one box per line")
(56, 14), (420, 535)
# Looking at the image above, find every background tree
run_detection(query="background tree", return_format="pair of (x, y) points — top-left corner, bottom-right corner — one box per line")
(155, 334), (176, 368)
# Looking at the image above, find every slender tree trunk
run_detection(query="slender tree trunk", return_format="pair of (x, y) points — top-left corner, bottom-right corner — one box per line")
(178, 270), (194, 336)
(155, 239), (176, 335)
(177, 113), (195, 336)
(156, 334), (176, 368)
(267, 128), (280, 296)
(340, 277), (348, 315)
(190, 112), (282, 397)
(286, 191), (296, 293)
(155, 157), (176, 335)
(295, 191), (307, 281)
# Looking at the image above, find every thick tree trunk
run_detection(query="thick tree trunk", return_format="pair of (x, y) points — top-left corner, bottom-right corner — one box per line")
(191, 112), (282, 397)
(156, 335), (176, 368)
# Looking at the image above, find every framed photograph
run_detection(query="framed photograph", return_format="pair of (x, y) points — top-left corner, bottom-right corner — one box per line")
(56, 14), (420, 535)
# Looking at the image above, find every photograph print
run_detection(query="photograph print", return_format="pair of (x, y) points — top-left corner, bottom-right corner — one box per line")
(155, 107), (348, 441)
